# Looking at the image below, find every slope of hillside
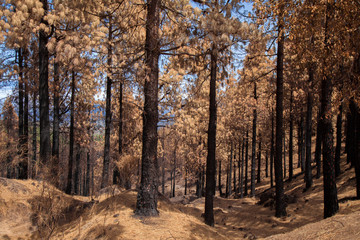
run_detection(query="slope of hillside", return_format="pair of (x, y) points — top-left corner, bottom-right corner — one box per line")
(1, 159), (360, 240)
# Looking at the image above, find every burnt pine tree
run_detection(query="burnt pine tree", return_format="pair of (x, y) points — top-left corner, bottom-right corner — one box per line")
(39, 0), (51, 166)
(204, 45), (217, 226)
(289, 91), (293, 181)
(305, 66), (314, 189)
(66, 72), (76, 194)
(250, 82), (257, 197)
(52, 51), (60, 186)
(135, 0), (160, 216)
(334, 104), (342, 177)
(321, 2), (338, 219)
(275, 0), (287, 217)
(101, 21), (113, 189)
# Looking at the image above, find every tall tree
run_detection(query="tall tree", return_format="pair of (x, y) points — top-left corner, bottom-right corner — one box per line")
(39, 0), (51, 167)
(135, 0), (160, 216)
(274, 0), (287, 217)
(204, 44), (217, 226)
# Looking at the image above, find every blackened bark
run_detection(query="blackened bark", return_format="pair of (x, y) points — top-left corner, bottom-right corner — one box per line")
(84, 151), (91, 196)
(283, 135), (286, 179)
(251, 83), (257, 197)
(305, 67), (313, 189)
(238, 142), (241, 194)
(24, 51), (29, 179)
(335, 104), (342, 177)
(265, 151), (269, 178)
(52, 59), (60, 186)
(257, 137), (261, 183)
(172, 146), (176, 198)
(32, 92), (37, 179)
(74, 144), (81, 195)
(347, 104), (355, 167)
(162, 128), (165, 195)
(66, 72), (76, 195)
(298, 118), (304, 170)
(39, 0), (51, 166)
(113, 82), (123, 184)
(315, 109), (322, 178)
(289, 91), (293, 181)
(322, 3), (338, 218)
(101, 24), (113, 189)
(270, 113), (274, 187)
(234, 146), (237, 193)
(240, 139), (245, 198)
(228, 143), (233, 196)
(245, 131), (249, 196)
(204, 45), (217, 226)
(135, 0), (160, 216)
(275, 5), (287, 216)
(350, 100), (360, 198)
(185, 167), (188, 195)
(218, 158), (222, 195)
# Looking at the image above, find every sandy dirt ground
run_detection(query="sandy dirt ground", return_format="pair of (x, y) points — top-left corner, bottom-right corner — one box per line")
(1, 159), (360, 239)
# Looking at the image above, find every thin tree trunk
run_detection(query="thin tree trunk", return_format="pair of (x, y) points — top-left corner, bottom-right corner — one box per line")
(251, 83), (257, 197)
(265, 151), (269, 178)
(74, 144), (81, 195)
(275, 2), (287, 217)
(135, 0), (160, 216)
(32, 92), (37, 179)
(233, 145), (236, 194)
(305, 66), (313, 189)
(66, 71), (76, 194)
(289, 90), (294, 181)
(85, 151), (90, 196)
(270, 112), (274, 187)
(162, 128), (165, 195)
(315, 108), (322, 178)
(257, 137), (261, 183)
(350, 100), (360, 198)
(113, 82), (123, 185)
(218, 158), (222, 195)
(284, 134), (286, 179)
(240, 139), (244, 198)
(172, 146), (176, 198)
(39, 0), (51, 167)
(52, 58), (60, 186)
(204, 45), (217, 226)
(335, 104), (342, 177)
(228, 142), (233, 196)
(245, 131), (249, 196)
(101, 23), (113, 189)
(238, 142), (241, 194)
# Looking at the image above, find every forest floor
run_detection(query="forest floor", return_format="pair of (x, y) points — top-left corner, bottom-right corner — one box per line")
(1, 159), (360, 239)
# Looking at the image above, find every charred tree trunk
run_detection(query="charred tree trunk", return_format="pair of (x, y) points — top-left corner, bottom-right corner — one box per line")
(204, 45), (217, 226)
(284, 135), (286, 180)
(305, 66), (314, 189)
(101, 24), (113, 189)
(257, 137), (261, 183)
(298, 117), (304, 170)
(270, 112), (274, 187)
(218, 158), (222, 195)
(350, 100), (360, 198)
(251, 83), (257, 197)
(315, 109), (322, 178)
(52, 58), (60, 186)
(228, 143), (233, 196)
(240, 139), (245, 198)
(84, 151), (91, 196)
(322, 3), (338, 218)
(74, 144), (81, 195)
(31, 92), (37, 179)
(275, 4), (287, 217)
(265, 151), (269, 178)
(39, 0), (51, 166)
(135, 0), (160, 216)
(335, 104), (342, 177)
(66, 72), (76, 195)
(245, 131), (249, 196)
(113, 82), (123, 184)
(289, 91), (294, 181)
